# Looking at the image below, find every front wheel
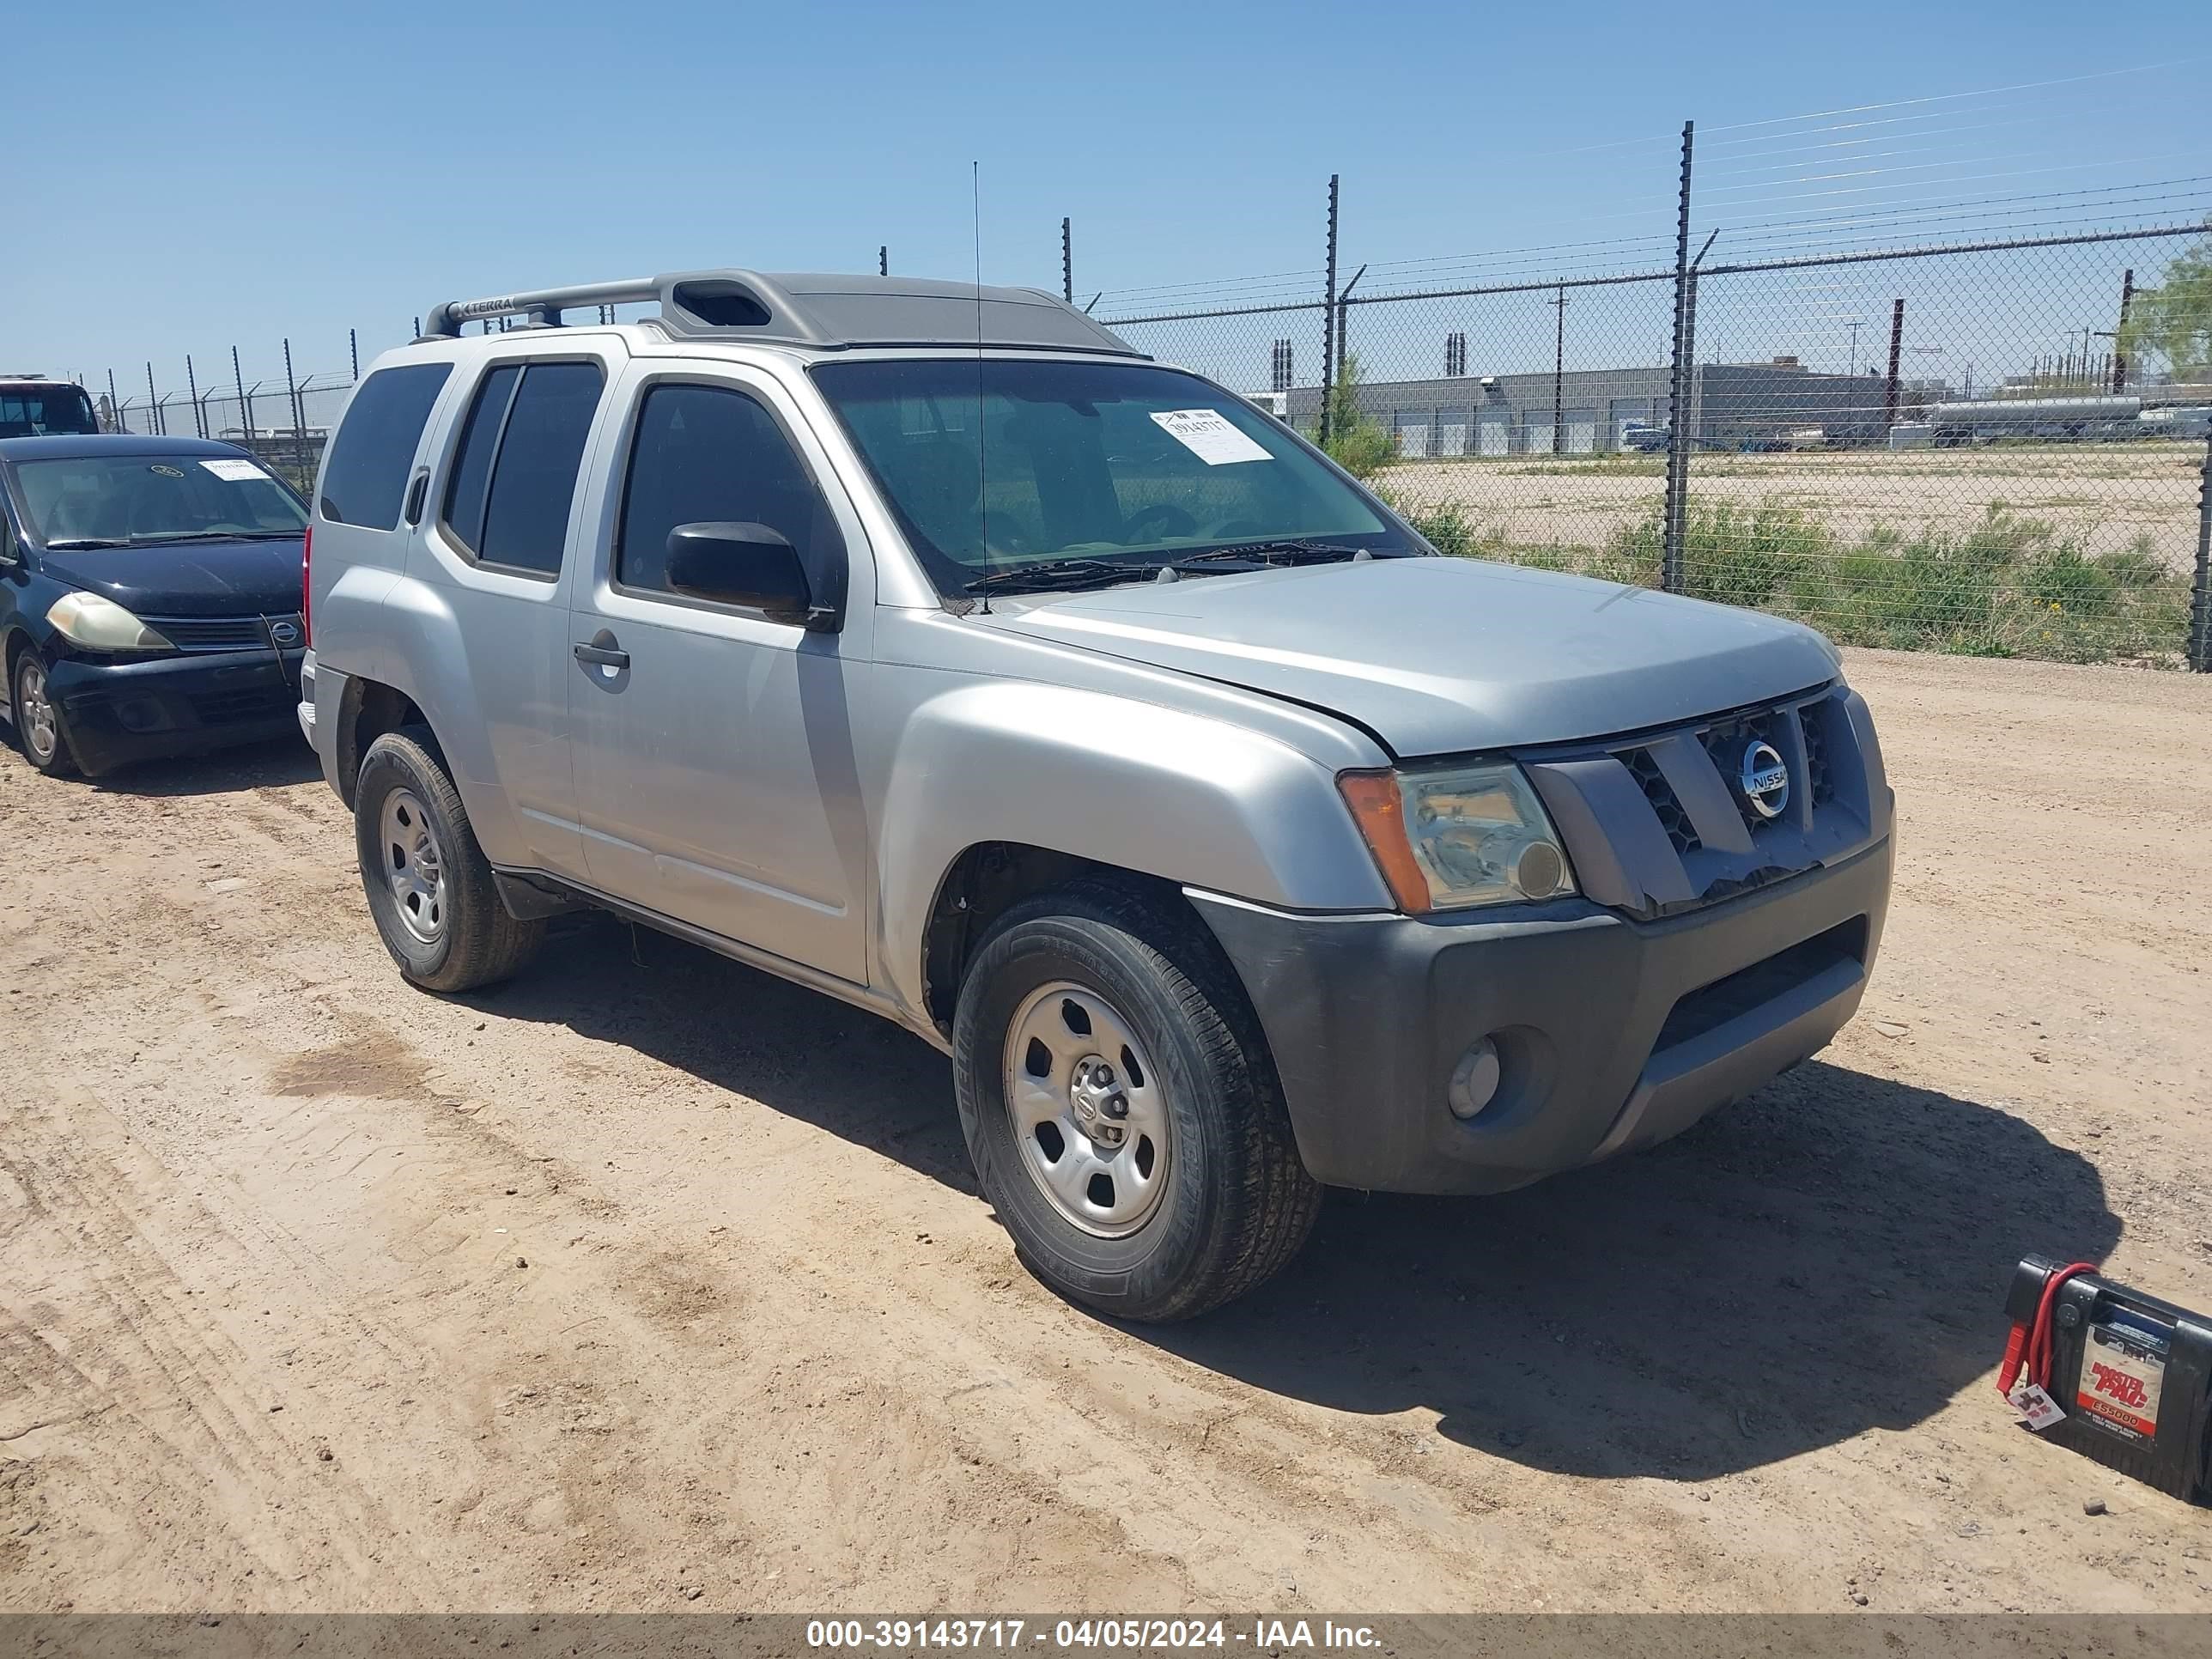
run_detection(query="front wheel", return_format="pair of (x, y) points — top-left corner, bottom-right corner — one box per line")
(11, 652), (78, 777)
(353, 726), (543, 993)
(951, 879), (1322, 1322)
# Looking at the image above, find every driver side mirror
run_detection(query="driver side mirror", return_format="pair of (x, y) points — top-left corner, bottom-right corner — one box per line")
(664, 521), (827, 628)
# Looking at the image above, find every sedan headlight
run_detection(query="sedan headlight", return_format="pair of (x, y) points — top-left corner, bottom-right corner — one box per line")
(46, 592), (173, 652)
(1340, 763), (1577, 913)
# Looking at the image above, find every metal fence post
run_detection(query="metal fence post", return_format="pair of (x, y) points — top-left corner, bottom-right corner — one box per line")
(1320, 173), (1340, 447)
(185, 355), (202, 437)
(1062, 218), (1073, 304)
(1661, 120), (1695, 592)
(2191, 430), (2212, 672)
(349, 327), (359, 382)
(232, 348), (250, 446)
(145, 363), (162, 436)
(106, 370), (120, 433)
(283, 339), (304, 489)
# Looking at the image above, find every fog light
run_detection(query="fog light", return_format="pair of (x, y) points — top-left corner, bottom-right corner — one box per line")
(1449, 1036), (1503, 1121)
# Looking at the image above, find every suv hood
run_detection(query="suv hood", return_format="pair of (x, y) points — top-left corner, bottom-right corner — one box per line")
(988, 556), (1838, 757)
(40, 537), (306, 619)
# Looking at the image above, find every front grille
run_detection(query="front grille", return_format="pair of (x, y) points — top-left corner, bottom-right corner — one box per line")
(1799, 702), (1837, 805)
(189, 684), (293, 725)
(1623, 747), (1700, 854)
(145, 614), (300, 653)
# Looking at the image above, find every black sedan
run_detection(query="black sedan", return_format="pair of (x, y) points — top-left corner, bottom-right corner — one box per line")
(0, 434), (310, 778)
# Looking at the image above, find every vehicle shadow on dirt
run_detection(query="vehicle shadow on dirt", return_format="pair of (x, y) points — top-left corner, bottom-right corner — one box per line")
(1141, 1058), (2119, 1481)
(477, 914), (981, 1192)
(476, 920), (2115, 1483)
(0, 733), (322, 797)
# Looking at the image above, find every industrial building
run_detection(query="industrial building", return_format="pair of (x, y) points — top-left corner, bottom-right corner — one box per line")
(1283, 358), (1924, 454)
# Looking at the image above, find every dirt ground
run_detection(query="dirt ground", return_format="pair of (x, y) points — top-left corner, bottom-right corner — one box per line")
(1382, 446), (2208, 565)
(3, 647), (2209, 1616)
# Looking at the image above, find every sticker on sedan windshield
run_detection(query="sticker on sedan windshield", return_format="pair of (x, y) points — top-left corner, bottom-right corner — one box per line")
(1150, 408), (1273, 466)
(149, 464), (186, 478)
(199, 458), (269, 483)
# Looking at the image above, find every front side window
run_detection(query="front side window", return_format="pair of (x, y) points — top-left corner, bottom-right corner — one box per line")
(616, 383), (841, 598)
(320, 362), (452, 528)
(811, 358), (1412, 596)
(14, 453), (307, 548)
(441, 362), (604, 577)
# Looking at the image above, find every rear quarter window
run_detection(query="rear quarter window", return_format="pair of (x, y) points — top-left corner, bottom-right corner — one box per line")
(319, 363), (453, 529)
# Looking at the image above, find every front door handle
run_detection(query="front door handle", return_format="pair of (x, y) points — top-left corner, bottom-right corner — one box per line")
(574, 635), (629, 671)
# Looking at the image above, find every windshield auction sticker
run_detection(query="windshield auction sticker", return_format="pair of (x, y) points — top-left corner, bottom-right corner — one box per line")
(1151, 408), (1273, 465)
(199, 458), (270, 483)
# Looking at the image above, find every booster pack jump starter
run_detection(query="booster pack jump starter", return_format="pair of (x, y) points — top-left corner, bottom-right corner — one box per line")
(2000, 1255), (2212, 1504)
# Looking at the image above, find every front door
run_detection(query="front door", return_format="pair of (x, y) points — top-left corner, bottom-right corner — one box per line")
(566, 366), (870, 985)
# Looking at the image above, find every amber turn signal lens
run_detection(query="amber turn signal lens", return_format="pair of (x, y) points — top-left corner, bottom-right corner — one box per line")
(1337, 769), (1433, 915)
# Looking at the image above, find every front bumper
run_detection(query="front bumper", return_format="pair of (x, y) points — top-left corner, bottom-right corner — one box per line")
(47, 647), (305, 775)
(1189, 836), (1892, 1194)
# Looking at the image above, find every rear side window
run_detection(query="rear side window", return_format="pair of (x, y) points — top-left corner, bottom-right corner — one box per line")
(319, 362), (452, 528)
(442, 362), (604, 577)
(616, 383), (841, 597)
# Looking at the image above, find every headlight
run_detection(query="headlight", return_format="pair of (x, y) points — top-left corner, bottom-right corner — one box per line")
(1339, 763), (1577, 913)
(46, 592), (173, 652)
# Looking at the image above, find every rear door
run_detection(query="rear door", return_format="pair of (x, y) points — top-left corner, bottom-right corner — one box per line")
(409, 345), (622, 879)
(566, 361), (871, 984)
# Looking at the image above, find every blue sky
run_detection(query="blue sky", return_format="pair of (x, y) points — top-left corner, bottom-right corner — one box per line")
(9, 0), (2209, 392)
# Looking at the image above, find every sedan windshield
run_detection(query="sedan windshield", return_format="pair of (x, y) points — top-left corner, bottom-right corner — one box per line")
(811, 359), (1415, 595)
(14, 453), (308, 547)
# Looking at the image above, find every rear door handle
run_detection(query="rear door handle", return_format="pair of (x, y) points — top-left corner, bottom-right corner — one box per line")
(574, 640), (629, 670)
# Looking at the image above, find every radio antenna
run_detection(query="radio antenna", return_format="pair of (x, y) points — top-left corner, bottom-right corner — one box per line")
(971, 160), (994, 614)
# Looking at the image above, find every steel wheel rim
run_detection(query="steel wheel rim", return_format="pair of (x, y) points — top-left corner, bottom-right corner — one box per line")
(18, 661), (56, 763)
(379, 787), (447, 946)
(1002, 980), (1171, 1238)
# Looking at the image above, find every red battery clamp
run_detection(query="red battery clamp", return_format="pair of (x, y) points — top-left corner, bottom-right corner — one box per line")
(1999, 1255), (2212, 1504)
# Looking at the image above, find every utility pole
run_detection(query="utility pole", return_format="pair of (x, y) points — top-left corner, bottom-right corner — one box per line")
(1320, 173), (1340, 447)
(1883, 298), (1905, 431)
(1549, 286), (1570, 455)
(1061, 217), (1072, 304)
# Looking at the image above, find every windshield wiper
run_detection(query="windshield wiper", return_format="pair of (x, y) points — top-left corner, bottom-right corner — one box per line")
(964, 556), (1157, 597)
(43, 538), (133, 550)
(1170, 538), (1369, 570)
(128, 530), (299, 545)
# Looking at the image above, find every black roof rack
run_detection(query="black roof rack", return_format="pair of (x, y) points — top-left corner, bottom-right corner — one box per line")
(420, 270), (1143, 357)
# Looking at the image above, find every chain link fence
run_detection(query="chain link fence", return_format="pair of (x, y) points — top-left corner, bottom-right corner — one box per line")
(71, 191), (2212, 672)
(1101, 223), (2212, 671)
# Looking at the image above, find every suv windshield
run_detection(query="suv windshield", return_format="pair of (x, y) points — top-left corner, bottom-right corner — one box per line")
(811, 359), (1415, 594)
(0, 385), (99, 437)
(14, 453), (308, 548)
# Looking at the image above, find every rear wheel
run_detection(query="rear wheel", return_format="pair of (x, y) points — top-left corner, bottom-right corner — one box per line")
(11, 653), (77, 778)
(951, 879), (1321, 1322)
(354, 726), (542, 993)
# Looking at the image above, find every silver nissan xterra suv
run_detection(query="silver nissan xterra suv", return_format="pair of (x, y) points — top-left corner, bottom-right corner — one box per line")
(300, 270), (1893, 1321)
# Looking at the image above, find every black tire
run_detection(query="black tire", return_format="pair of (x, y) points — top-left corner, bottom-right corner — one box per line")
(353, 726), (542, 993)
(951, 878), (1322, 1322)
(11, 649), (80, 778)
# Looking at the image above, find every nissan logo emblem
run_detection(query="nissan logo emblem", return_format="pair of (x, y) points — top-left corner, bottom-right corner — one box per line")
(270, 620), (301, 647)
(1738, 739), (1790, 820)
